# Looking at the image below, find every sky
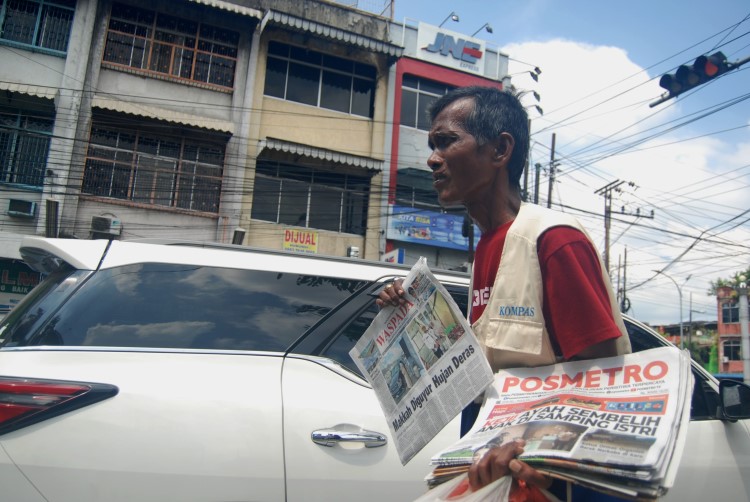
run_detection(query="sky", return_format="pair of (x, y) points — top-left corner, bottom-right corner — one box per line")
(392, 0), (750, 326)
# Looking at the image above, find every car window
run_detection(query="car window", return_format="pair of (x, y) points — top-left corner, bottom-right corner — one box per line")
(0, 268), (86, 347)
(320, 284), (470, 377)
(25, 263), (367, 352)
(624, 317), (720, 421)
(690, 375), (720, 420)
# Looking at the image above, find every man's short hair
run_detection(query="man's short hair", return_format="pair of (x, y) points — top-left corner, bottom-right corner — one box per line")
(429, 86), (530, 191)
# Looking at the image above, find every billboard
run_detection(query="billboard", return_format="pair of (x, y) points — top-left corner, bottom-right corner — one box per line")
(387, 205), (480, 251)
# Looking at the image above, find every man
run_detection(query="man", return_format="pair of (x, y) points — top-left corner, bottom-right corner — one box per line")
(377, 86), (630, 498)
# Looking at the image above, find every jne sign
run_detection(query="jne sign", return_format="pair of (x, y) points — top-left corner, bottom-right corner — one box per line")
(417, 22), (486, 75)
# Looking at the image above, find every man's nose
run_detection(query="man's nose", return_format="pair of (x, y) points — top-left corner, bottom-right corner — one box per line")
(427, 151), (442, 171)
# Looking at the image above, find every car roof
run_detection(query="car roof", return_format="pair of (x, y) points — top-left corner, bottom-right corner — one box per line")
(19, 237), (470, 285)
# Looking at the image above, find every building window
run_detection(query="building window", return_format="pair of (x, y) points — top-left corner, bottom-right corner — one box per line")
(251, 159), (370, 235)
(103, 3), (239, 88)
(264, 41), (376, 118)
(0, 0), (75, 53)
(400, 75), (453, 131)
(82, 122), (225, 213)
(723, 339), (741, 361)
(395, 168), (440, 209)
(0, 105), (54, 187)
(722, 300), (739, 324)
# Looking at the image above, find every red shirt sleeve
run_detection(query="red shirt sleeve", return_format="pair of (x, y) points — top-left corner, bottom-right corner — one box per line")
(538, 227), (623, 360)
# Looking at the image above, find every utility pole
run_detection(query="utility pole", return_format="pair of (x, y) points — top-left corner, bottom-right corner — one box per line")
(595, 180), (625, 274)
(522, 118), (531, 202)
(619, 247), (631, 313)
(616, 255), (621, 307)
(688, 301), (707, 350)
(738, 275), (750, 385)
(533, 163), (541, 204)
(688, 291), (693, 350)
(594, 180), (652, 275)
(546, 133), (556, 208)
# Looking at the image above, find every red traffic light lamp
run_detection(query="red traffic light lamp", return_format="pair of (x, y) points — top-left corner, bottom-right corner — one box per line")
(696, 52), (728, 78)
(658, 51), (729, 98)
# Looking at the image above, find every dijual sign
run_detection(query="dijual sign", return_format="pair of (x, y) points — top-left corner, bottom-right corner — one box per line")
(283, 228), (319, 254)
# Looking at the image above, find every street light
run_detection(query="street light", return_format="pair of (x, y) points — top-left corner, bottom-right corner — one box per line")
(471, 23), (493, 36)
(438, 11), (459, 27)
(654, 270), (691, 349)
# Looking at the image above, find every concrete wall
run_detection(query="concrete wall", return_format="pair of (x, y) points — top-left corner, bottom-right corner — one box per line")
(75, 199), (217, 241)
(0, 48), (66, 88)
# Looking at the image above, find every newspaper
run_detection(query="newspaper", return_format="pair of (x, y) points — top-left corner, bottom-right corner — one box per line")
(349, 258), (494, 465)
(427, 346), (693, 500)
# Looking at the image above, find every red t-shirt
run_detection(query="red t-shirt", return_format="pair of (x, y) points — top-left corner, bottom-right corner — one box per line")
(471, 221), (622, 360)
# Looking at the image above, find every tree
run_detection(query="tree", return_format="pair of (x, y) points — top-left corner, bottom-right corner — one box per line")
(684, 340), (709, 368)
(707, 266), (750, 296)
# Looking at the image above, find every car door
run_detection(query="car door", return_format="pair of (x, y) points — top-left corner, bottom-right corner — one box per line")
(282, 281), (466, 501)
(626, 318), (750, 500)
(282, 355), (462, 501)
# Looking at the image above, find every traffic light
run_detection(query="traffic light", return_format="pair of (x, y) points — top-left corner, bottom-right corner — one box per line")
(658, 51), (729, 98)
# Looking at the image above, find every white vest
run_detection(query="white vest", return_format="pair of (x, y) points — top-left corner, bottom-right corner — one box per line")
(472, 203), (631, 373)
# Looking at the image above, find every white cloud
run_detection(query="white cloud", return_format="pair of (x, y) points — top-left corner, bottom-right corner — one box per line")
(501, 38), (750, 325)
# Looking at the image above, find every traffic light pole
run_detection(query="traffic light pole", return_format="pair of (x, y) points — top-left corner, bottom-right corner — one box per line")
(650, 54), (750, 108)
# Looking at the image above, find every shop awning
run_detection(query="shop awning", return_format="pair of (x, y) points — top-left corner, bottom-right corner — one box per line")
(266, 10), (403, 58)
(259, 138), (383, 171)
(187, 0), (262, 18)
(0, 82), (57, 100)
(91, 96), (234, 134)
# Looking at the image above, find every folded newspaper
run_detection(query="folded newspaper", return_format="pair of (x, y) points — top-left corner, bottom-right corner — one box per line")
(349, 258), (494, 465)
(426, 346), (693, 500)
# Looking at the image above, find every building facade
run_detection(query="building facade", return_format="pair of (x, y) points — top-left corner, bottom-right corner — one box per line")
(716, 285), (746, 376)
(383, 21), (509, 271)
(0, 0), (407, 312)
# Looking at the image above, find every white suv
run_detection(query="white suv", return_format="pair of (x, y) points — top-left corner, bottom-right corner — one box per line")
(1, 237), (749, 502)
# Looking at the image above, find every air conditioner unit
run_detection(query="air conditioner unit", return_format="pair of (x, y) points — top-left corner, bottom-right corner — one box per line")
(90, 216), (122, 236)
(8, 199), (37, 218)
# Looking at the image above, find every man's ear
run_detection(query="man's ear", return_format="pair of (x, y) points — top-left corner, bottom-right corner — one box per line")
(492, 132), (515, 164)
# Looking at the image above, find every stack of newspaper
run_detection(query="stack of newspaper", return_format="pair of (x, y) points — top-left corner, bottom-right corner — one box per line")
(426, 347), (693, 500)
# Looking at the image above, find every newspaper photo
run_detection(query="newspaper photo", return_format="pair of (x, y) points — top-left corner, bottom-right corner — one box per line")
(349, 257), (494, 465)
(427, 346), (693, 500)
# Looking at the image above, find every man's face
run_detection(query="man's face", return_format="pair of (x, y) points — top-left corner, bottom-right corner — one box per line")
(427, 97), (498, 207)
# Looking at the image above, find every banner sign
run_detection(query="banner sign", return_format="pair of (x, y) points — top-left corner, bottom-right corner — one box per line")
(0, 259), (42, 318)
(283, 228), (319, 254)
(387, 205), (480, 251)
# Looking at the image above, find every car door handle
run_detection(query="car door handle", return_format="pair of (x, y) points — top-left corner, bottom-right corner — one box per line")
(311, 425), (387, 448)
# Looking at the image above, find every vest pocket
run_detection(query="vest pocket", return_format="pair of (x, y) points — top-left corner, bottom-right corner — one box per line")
(479, 318), (544, 355)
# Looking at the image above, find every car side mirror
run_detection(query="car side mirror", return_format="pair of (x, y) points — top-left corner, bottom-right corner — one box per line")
(719, 379), (750, 421)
